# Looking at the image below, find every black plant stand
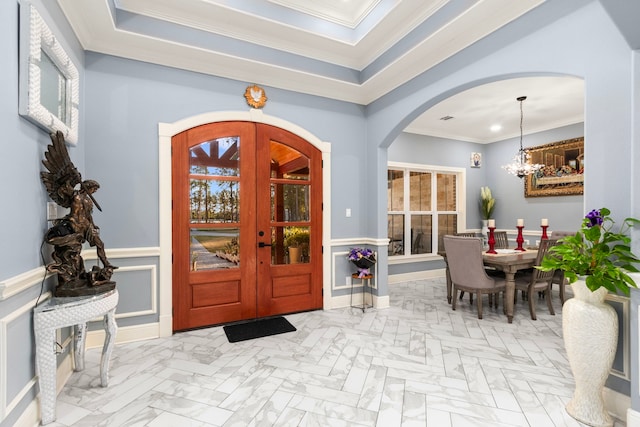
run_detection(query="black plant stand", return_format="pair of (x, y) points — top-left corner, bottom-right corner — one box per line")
(350, 273), (373, 312)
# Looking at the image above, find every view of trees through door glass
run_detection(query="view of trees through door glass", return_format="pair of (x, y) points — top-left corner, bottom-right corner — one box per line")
(189, 137), (241, 271)
(387, 166), (460, 256)
(268, 141), (312, 265)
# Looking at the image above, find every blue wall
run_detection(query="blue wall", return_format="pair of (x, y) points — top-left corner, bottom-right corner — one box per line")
(83, 53), (368, 246)
(2, 0), (640, 424)
(1, 0), (85, 281)
(387, 123), (584, 278)
(367, 1), (634, 240)
(0, 1), (86, 425)
(390, 124), (584, 232)
(485, 123), (585, 231)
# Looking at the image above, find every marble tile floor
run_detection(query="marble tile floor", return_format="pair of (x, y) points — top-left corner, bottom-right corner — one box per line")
(52, 278), (625, 427)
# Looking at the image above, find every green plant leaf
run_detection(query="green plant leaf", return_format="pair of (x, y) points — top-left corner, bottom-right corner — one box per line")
(540, 207), (640, 293)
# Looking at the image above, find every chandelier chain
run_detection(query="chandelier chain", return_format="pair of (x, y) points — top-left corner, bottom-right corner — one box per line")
(520, 97), (524, 151)
(502, 95), (544, 178)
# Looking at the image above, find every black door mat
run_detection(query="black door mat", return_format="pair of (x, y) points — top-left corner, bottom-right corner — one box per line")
(223, 316), (296, 343)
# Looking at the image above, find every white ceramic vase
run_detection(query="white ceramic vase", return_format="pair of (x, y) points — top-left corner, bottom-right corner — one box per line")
(562, 278), (617, 427)
(481, 219), (489, 246)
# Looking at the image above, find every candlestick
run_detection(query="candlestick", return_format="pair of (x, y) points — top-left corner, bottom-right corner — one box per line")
(517, 218), (524, 227)
(541, 225), (549, 240)
(541, 218), (548, 226)
(486, 227), (497, 254)
(488, 219), (495, 228)
(516, 226), (525, 251)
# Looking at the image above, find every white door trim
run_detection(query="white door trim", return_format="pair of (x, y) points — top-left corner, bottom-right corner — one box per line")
(158, 109), (332, 336)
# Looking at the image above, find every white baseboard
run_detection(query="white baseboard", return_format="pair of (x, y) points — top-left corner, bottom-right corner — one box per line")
(375, 295), (390, 309)
(158, 313), (173, 338)
(388, 269), (445, 284)
(13, 326), (160, 426)
(56, 352), (73, 394)
(86, 322), (160, 349)
(11, 353), (72, 427)
(12, 398), (39, 427)
(603, 387), (630, 424)
(329, 294), (389, 310)
(627, 407), (640, 427)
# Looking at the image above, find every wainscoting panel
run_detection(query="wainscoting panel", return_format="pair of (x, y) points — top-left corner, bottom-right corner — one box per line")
(607, 294), (630, 381)
(88, 265), (157, 321)
(0, 296), (39, 423)
(332, 250), (378, 292)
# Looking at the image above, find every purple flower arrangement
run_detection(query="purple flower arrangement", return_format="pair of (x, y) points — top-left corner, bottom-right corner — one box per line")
(347, 247), (376, 278)
(585, 209), (604, 228)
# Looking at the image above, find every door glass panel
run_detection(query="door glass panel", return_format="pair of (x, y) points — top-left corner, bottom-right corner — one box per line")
(190, 227), (240, 271)
(189, 137), (239, 175)
(270, 226), (310, 265)
(269, 140), (312, 265)
(271, 183), (310, 222)
(190, 179), (239, 223)
(388, 214), (404, 256)
(188, 136), (241, 272)
(411, 215), (432, 254)
(269, 141), (309, 179)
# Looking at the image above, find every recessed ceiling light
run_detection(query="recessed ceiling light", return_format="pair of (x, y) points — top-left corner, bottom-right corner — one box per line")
(490, 124), (502, 132)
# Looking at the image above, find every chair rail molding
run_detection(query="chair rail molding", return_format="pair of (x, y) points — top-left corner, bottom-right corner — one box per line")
(0, 267), (49, 301)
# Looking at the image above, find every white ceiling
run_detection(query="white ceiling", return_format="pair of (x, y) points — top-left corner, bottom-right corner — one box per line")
(267, 0), (383, 28)
(57, 0), (587, 143)
(404, 76), (584, 143)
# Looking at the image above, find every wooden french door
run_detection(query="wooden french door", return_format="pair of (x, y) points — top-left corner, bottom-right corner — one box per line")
(172, 122), (323, 331)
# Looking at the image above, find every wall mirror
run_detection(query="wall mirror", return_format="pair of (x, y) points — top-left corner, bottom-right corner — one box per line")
(19, 1), (79, 144)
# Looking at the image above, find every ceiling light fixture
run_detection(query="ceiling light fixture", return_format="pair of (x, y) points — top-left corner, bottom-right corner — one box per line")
(502, 96), (543, 178)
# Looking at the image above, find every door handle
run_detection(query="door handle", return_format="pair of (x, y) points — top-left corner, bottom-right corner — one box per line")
(258, 242), (272, 248)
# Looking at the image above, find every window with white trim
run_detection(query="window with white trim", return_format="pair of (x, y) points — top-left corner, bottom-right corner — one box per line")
(387, 163), (464, 257)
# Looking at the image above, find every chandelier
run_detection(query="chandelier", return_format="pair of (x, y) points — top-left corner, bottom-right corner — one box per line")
(502, 96), (543, 178)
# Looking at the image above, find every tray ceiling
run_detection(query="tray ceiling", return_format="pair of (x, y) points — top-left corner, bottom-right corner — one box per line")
(57, 0), (588, 142)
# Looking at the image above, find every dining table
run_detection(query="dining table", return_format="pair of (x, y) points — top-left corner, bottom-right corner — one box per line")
(442, 248), (539, 323)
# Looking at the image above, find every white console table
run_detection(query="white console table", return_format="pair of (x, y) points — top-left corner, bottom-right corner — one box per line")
(34, 289), (118, 425)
